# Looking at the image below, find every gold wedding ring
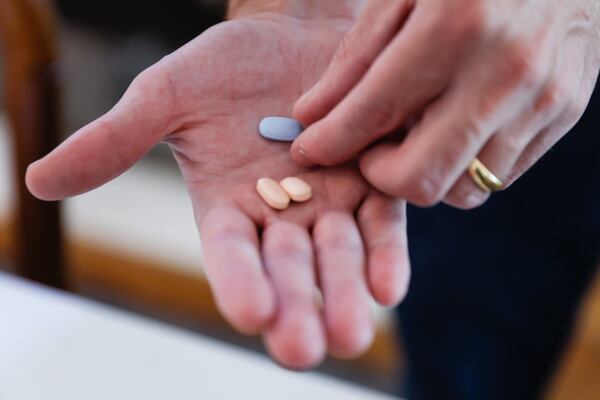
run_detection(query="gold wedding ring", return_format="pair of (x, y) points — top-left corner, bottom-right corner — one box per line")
(468, 158), (504, 193)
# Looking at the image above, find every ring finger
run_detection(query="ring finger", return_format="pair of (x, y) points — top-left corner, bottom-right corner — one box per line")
(443, 82), (569, 209)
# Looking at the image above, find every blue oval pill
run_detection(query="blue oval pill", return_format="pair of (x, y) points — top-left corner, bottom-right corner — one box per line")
(258, 117), (304, 142)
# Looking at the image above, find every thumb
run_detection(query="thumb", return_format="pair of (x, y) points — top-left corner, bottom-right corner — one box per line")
(26, 65), (175, 201)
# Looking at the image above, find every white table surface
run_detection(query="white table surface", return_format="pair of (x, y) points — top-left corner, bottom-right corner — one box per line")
(0, 272), (400, 400)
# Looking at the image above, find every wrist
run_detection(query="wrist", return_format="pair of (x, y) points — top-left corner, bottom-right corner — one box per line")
(227, 0), (365, 20)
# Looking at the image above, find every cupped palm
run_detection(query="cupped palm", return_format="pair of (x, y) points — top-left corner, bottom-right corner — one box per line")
(27, 13), (410, 369)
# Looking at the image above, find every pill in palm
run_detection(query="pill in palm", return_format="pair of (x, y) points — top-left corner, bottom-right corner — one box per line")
(258, 117), (304, 142)
(256, 178), (291, 210)
(280, 177), (312, 202)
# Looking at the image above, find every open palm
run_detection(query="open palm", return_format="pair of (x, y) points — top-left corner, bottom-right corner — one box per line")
(27, 12), (410, 369)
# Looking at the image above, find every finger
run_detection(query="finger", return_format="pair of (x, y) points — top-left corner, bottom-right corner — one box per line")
(359, 36), (554, 205)
(26, 63), (175, 201)
(262, 221), (326, 370)
(313, 211), (374, 358)
(505, 42), (598, 186)
(291, 2), (480, 166)
(443, 82), (568, 209)
(200, 206), (276, 334)
(293, 0), (414, 125)
(506, 98), (591, 186)
(358, 193), (410, 307)
(443, 31), (591, 208)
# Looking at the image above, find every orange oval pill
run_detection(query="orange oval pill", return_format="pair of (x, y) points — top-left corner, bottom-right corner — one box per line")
(280, 177), (312, 202)
(256, 178), (290, 210)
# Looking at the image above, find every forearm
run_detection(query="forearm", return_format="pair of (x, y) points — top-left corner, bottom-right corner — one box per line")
(227, 0), (366, 20)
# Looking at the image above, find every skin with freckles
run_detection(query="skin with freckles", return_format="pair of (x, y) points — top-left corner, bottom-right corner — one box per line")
(25, 6), (410, 370)
(293, 0), (600, 209)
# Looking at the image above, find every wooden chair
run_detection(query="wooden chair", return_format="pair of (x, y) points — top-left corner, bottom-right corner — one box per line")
(0, 0), (64, 288)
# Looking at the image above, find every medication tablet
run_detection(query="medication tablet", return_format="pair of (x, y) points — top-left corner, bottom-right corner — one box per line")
(258, 117), (304, 142)
(280, 177), (312, 202)
(256, 178), (290, 210)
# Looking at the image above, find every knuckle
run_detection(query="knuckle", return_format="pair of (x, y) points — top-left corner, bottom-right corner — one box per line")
(536, 83), (568, 114)
(404, 176), (444, 207)
(265, 223), (308, 258)
(462, 117), (487, 147)
(203, 223), (246, 244)
(348, 95), (399, 135)
(474, 89), (504, 120)
(395, 118), (486, 207)
(359, 199), (405, 230)
(504, 41), (546, 89)
(130, 62), (175, 101)
(335, 33), (368, 71)
(501, 133), (529, 155)
(94, 118), (132, 171)
(449, 2), (487, 42)
(422, 0), (487, 43)
(130, 66), (159, 91)
(314, 214), (361, 251)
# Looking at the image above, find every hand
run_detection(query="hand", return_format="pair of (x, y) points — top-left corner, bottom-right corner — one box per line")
(25, 6), (410, 369)
(292, 0), (600, 208)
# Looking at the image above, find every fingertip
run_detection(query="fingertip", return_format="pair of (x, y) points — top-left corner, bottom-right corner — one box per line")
(290, 139), (317, 167)
(291, 127), (347, 168)
(25, 159), (62, 201)
(326, 299), (375, 359)
(372, 279), (410, 308)
(265, 309), (326, 370)
(291, 95), (312, 127)
(328, 314), (375, 360)
(221, 282), (276, 335)
(25, 161), (43, 200)
(201, 208), (278, 335)
(358, 193), (410, 307)
(293, 81), (324, 127)
(369, 250), (411, 307)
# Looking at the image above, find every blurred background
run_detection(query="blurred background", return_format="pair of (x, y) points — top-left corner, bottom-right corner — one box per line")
(0, 0), (599, 398)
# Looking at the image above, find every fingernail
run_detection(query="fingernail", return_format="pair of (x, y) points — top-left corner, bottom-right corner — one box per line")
(293, 142), (314, 166)
(298, 143), (310, 161)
